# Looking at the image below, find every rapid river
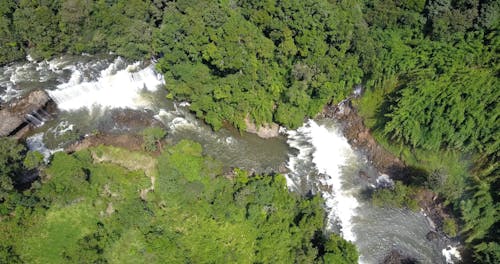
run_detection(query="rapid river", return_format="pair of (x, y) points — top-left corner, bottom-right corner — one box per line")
(0, 55), (461, 263)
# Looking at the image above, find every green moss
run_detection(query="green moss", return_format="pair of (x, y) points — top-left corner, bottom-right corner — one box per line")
(443, 217), (458, 237)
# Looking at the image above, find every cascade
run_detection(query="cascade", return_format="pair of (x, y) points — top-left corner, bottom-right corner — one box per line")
(285, 119), (458, 263)
(24, 113), (44, 127)
(48, 57), (164, 111)
(286, 120), (360, 241)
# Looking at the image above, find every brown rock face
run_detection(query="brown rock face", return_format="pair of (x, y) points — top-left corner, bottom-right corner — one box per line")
(0, 90), (53, 138)
(244, 115), (280, 139)
(320, 100), (405, 175)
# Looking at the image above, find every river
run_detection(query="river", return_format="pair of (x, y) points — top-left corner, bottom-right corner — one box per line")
(0, 55), (461, 264)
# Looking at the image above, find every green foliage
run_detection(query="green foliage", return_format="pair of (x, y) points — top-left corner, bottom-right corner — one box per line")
(0, 141), (357, 263)
(355, 2), (499, 262)
(153, 0), (363, 129)
(473, 241), (500, 264)
(443, 217), (458, 237)
(0, 138), (26, 200)
(383, 67), (499, 153)
(142, 127), (166, 152)
(460, 183), (498, 243)
(0, 0), (497, 262)
(372, 181), (419, 211)
(0, 0), (164, 63)
(322, 234), (359, 264)
(41, 152), (90, 204)
(23, 151), (44, 170)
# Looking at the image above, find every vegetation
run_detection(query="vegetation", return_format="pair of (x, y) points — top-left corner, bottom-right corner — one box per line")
(0, 138), (27, 201)
(0, 140), (358, 263)
(353, 1), (499, 262)
(153, 0), (363, 130)
(371, 181), (420, 211)
(141, 127), (166, 152)
(0, 0), (498, 262)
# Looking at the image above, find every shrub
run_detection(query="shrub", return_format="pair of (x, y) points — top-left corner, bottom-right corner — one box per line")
(142, 127), (166, 152)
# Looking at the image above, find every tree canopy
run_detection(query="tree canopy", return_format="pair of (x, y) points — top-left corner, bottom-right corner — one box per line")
(0, 142), (358, 263)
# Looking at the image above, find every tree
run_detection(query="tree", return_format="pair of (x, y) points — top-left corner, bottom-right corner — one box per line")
(142, 127), (166, 152)
(23, 151), (44, 170)
(0, 138), (25, 201)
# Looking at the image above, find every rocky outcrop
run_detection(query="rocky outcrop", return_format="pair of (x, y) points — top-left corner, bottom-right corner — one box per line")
(321, 99), (405, 175)
(244, 115), (280, 139)
(0, 90), (54, 138)
(383, 249), (418, 264)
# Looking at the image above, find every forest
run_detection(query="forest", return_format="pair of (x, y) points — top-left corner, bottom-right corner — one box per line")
(0, 0), (498, 263)
(0, 138), (358, 263)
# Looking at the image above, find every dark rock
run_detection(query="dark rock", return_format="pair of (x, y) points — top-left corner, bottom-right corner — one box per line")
(0, 90), (54, 138)
(426, 231), (439, 241)
(91, 108), (164, 134)
(358, 170), (369, 180)
(382, 249), (419, 264)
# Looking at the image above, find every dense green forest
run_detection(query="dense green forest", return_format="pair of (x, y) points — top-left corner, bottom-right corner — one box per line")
(0, 138), (357, 263)
(0, 0), (499, 263)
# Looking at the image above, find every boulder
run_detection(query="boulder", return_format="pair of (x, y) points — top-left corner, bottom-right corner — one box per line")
(0, 90), (53, 138)
(244, 115), (279, 139)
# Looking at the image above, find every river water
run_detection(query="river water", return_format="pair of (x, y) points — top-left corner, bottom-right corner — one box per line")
(0, 55), (461, 264)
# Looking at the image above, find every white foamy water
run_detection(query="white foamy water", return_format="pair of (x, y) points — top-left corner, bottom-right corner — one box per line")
(285, 119), (459, 264)
(154, 108), (198, 132)
(442, 246), (462, 264)
(26, 133), (63, 163)
(286, 120), (359, 242)
(48, 57), (164, 111)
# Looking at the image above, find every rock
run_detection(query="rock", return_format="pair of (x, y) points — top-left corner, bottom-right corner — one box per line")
(358, 170), (369, 180)
(278, 162), (290, 174)
(102, 108), (163, 132)
(426, 231), (439, 241)
(0, 90), (54, 138)
(382, 249), (418, 264)
(320, 100), (405, 174)
(244, 115), (279, 139)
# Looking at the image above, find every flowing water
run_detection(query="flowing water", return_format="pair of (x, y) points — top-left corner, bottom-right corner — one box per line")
(285, 120), (461, 263)
(0, 55), (461, 263)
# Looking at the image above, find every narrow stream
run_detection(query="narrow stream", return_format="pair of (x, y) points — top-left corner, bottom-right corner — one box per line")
(0, 55), (461, 263)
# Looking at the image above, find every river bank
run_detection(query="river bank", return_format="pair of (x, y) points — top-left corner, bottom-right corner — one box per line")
(320, 98), (463, 257)
(1, 55), (461, 263)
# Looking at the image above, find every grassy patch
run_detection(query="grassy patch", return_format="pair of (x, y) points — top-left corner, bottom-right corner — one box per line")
(89, 145), (157, 178)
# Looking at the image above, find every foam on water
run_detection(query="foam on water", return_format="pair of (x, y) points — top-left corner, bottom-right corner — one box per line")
(286, 119), (462, 264)
(26, 133), (63, 162)
(154, 108), (197, 132)
(0, 83), (20, 103)
(48, 57), (164, 111)
(442, 246), (462, 264)
(286, 120), (360, 242)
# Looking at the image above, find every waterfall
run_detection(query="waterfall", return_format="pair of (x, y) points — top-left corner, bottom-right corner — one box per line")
(26, 133), (62, 162)
(48, 57), (165, 111)
(25, 113), (44, 127)
(286, 120), (360, 242)
(285, 119), (456, 264)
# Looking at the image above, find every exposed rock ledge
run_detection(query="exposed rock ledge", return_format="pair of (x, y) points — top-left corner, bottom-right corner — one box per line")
(0, 90), (54, 138)
(320, 99), (405, 176)
(244, 115), (280, 139)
